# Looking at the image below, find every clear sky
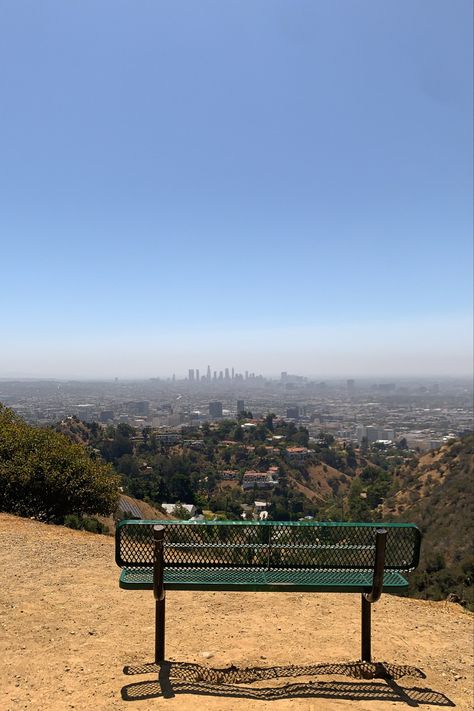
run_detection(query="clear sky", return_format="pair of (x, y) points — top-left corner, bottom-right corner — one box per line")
(0, 1), (472, 379)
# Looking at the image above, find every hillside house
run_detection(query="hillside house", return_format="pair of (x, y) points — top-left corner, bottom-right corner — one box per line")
(285, 446), (312, 465)
(242, 471), (276, 490)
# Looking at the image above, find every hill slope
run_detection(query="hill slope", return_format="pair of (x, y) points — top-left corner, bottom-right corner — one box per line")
(384, 436), (474, 606)
(1, 513), (472, 711)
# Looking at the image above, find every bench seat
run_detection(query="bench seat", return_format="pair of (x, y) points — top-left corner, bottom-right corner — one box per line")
(119, 566), (409, 593)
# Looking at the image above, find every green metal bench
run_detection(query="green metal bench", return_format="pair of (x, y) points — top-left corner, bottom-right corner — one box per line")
(115, 519), (421, 664)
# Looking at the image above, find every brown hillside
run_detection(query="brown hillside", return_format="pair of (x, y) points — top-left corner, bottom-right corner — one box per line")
(305, 462), (351, 497)
(384, 436), (474, 565)
(287, 473), (326, 504)
(287, 463), (352, 505)
(1, 513), (473, 710)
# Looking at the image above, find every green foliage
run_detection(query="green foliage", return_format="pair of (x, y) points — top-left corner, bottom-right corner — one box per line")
(64, 513), (109, 534)
(347, 478), (373, 521)
(0, 404), (119, 522)
(171, 503), (193, 520)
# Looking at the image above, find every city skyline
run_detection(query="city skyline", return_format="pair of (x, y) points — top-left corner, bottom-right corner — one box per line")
(0, 2), (472, 380)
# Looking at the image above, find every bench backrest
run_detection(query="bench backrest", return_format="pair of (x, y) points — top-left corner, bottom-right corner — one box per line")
(116, 520), (421, 573)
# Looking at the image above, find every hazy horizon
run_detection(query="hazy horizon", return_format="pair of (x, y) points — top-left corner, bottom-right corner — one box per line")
(1, 2), (472, 380)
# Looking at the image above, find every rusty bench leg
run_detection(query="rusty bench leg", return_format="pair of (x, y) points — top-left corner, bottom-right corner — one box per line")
(153, 525), (166, 663)
(155, 597), (166, 663)
(361, 594), (372, 662)
(361, 528), (387, 663)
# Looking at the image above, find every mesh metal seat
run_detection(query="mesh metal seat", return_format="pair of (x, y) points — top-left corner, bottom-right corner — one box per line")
(120, 565), (410, 592)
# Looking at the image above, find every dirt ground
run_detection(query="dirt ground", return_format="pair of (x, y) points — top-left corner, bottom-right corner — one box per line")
(1, 513), (473, 711)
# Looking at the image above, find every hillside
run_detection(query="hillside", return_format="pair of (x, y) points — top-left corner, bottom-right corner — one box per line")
(384, 436), (474, 607)
(1, 513), (473, 711)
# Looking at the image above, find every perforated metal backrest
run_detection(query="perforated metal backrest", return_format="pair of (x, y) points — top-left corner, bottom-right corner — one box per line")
(116, 520), (421, 573)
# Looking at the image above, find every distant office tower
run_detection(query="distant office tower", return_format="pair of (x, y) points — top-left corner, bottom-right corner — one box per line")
(213, 371), (217, 381)
(131, 401), (149, 416)
(196, 369), (200, 382)
(231, 367), (235, 380)
(219, 371), (223, 380)
(366, 426), (379, 443)
(281, 372), (288, 382)
(207, 365), (211, 382)
(209, 401), (223, 418)
(225, 368), (230, 380)
(245, 370), (248, 380)
(237, 399), (245, 415)
(286, 407), (299, 419)
(188, 369), (195, 381)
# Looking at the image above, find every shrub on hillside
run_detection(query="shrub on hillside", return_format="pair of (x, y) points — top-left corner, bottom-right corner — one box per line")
(64, 513), (109, 534)
(0, 404), (119, 522)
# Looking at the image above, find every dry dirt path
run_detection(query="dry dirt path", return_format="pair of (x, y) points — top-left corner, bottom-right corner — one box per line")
(0, 513), (472, 710)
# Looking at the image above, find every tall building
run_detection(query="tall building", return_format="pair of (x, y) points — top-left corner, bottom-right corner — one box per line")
(366, 426), (379, 443)
(209, 401), (223, 418)
(188, 369), (195, 382)
(207, 365), (211, 382)
(196, 369), (200, 382)
(225, 368), (230, 380)
(237, 399), (245, 415)
(231, 367), (235, 380)
(130, 401), (149, 416)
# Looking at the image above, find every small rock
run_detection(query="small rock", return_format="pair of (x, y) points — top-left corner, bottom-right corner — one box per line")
(201, 652), (214, 659)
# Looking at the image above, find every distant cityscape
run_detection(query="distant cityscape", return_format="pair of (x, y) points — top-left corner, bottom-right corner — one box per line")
(1, 372), (472, 454)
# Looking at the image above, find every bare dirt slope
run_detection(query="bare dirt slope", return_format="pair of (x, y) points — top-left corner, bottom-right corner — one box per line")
(1, 513), (473, 711)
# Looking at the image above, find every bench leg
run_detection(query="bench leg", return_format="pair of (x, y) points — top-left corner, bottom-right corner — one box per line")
(155, 596), (166, 663)
(361, 594), (371, 662)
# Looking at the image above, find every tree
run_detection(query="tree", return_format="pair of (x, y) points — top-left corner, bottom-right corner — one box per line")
(264, 413), (276, 432)
(0, 404), (119, 521)
(171, 503), (192, 520)
(117, 423), (135, 438)
(0, 405), (119, 521)
(318, 432), (335, 447)
(346, 446), (357, 470)
(233, 426), (243, 442)
(347, 478), (372, 521)
(142, 427), (152, 446)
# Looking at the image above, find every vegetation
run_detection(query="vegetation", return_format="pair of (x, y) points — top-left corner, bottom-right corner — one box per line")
(0, 405), (119, 523)
(384, 435), (474, 609)
(5, 402), (471, 608)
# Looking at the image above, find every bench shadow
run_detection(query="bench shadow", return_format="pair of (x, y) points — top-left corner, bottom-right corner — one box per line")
(121, 660), (454, 707)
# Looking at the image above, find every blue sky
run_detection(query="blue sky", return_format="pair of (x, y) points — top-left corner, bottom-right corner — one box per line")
(0, 0), (472, 378)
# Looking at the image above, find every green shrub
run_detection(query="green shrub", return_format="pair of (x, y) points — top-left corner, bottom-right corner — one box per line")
(64, 513), (108, 534)
(0, 404), (119, 521)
